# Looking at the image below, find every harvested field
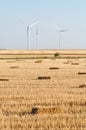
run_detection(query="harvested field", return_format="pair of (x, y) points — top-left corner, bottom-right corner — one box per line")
(0, 50), (86, 130)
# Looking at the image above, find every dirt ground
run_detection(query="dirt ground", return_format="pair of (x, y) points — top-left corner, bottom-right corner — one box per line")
(0, 50), (86, 130)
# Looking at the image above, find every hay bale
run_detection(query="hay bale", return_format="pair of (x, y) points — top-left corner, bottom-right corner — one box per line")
(0, 79), (9, 81)
(38, 76), (51, 80)
(49, 67), (59, 70)
(35, 60), (42, 63)
(10, 66), (19, 69)
(71, 63), (79, 65)
(79, 84), (86, 88)
(7, 61), (13, 63)
(64, 62), (70, 64)
(31, 107), (62, 115)
(78, 72), (86, 75)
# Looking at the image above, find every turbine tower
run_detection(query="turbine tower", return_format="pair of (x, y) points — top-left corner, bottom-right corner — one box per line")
(36, 24), (39, 49)
(56, 26), (69, 49)
(27, 26), (29, 50)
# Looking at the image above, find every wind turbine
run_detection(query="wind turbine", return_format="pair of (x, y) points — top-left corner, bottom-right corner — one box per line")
(17, 17), (39, 50)
(56, 26), (69, 49)
(27, 21), (38, 50)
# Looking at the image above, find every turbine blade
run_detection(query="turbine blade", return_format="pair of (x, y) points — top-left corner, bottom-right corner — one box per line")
(30, 21), (38, 27)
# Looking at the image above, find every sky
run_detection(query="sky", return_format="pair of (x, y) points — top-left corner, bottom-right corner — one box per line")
(0, 0), (86, 50)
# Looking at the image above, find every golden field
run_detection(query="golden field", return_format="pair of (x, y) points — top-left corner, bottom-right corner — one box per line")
(0, 50), (86, 130)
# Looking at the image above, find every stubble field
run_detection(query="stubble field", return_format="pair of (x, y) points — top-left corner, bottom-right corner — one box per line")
(0, 50), (86, 130)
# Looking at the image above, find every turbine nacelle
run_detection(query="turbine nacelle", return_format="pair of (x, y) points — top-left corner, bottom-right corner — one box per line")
(59, 29), (69, 32)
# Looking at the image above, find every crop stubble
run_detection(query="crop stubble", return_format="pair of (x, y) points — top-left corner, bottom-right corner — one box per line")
(0, 54), (85, 129)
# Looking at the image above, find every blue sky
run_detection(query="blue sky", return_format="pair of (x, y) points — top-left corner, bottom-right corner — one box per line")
(0, 0), (86, 49)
